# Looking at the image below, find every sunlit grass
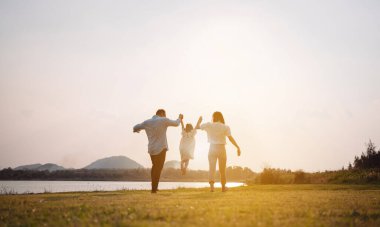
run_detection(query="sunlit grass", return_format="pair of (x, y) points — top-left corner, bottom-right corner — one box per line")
(1, 185), (380, 226)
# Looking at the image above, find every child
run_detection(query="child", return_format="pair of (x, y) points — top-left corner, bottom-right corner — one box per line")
(179, 117), (202, 175)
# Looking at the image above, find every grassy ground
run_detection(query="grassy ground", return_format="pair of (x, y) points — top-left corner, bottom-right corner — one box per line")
(1, 185), (380, 226)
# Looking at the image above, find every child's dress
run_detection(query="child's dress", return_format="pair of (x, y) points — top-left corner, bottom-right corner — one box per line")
(179, 129), (196, 160)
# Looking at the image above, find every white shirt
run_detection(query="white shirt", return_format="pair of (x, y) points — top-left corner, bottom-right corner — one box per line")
(133, 115), (180, 155)
(200, 122), (231, 145)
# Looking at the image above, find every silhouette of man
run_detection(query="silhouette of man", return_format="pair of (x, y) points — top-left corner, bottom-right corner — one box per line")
(133, 109), (183, 193)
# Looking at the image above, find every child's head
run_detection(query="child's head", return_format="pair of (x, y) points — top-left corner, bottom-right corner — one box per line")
(185, 123), (193, 132)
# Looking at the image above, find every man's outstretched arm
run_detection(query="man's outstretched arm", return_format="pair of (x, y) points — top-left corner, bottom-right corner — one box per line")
(133, 122), (145, 133)
(166, 114), (183, 127)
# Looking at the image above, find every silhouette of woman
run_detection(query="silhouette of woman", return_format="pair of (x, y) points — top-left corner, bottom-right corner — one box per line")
(197, 112), (241, 192)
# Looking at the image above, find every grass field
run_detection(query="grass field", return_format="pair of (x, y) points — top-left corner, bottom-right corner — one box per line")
(1, 185), (380, 226)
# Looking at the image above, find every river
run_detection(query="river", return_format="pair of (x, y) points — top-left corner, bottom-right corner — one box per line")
(0, 181), (245, 194)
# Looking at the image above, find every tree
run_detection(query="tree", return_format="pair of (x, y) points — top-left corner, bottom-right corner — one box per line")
(353, 140), (380, 169)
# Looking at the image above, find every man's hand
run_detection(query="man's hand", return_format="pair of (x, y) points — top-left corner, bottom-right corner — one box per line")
(179, 114), (184, 120)
(237, 148), (241, 157)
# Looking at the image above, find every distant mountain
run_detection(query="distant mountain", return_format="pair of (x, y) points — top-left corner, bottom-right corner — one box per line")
(15, 163), (65, 172)
(36, 163), (65, 172)
(15, 163), (42, 170)
(83, 156), (143, 170)
(164, 160), (181, 169)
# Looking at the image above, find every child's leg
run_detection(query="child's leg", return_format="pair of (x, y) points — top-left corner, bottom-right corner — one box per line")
(182, 159), (189, 175)
(181, 160), (186, 175)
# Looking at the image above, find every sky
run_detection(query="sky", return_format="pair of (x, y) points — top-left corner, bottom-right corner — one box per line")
(1, 0), (379, 172)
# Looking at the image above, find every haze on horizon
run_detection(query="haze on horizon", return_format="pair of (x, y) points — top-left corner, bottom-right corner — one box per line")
(1, 0), (379, 172)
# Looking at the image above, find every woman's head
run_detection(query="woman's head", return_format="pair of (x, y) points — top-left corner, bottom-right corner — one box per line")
(212, 111), (225, 124)
(185, 124), (193, 132)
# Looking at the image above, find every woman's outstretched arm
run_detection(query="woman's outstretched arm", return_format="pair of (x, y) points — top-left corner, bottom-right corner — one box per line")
(228, 136), (241, 156)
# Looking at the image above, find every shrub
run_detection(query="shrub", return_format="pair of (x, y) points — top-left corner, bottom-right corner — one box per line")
(257, 168), (294, 184)
(294, 170), (309, 184)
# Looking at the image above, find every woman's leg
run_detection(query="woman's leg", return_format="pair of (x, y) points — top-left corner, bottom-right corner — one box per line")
(218, 148), (227, 191)
(208, 149), (217, 192)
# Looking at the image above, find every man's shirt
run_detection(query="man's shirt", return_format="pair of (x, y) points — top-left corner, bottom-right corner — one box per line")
(133, 115), (180, 155)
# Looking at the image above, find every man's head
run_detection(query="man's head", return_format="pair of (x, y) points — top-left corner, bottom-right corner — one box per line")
(156, 109), (166, 117)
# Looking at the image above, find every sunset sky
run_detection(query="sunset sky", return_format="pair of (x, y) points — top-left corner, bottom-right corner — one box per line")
(1, 0), (379, 171)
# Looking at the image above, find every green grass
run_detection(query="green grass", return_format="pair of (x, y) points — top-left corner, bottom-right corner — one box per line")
(1, 185), (380, 226)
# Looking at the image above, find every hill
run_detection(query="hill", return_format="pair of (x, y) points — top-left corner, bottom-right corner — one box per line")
(14, 163), (65, 172)
(83, 156), (143, 170)
(164, 160), (180, 169)
(36, 163), (65, 172)
(14, 164), (42, 170)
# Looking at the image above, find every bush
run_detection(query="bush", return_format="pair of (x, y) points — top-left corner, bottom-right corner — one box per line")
(294, 170), (309, 184)
(257, 168), (294, 184)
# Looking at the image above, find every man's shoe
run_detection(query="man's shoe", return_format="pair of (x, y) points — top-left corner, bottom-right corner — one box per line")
(222, 186), (228, 192)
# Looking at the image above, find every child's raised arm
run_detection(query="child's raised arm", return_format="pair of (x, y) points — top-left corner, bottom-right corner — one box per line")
(180, 118), (185, 131)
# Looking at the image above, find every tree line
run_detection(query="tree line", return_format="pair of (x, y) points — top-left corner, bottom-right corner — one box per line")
(0, 166), (255, 182)
(251, 140), (380, 184)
